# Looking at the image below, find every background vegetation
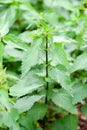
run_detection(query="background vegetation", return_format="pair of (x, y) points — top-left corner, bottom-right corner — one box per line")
(0, 0), (87, 130)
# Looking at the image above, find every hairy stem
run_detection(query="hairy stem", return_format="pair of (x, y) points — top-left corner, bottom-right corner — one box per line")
(45, 34), (49, 104)
(42, 34), (49, 130)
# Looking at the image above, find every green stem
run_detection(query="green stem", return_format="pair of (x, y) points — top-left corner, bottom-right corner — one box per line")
(42, 34), (49, 129)
(45, 34), (49, 104)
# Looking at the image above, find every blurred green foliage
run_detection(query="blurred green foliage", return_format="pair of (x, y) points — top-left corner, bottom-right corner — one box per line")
(0, 0), (87, 130)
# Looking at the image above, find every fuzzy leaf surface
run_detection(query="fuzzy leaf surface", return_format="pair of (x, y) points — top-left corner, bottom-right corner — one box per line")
(10, 71), (44, 97)
(22, 37), (42, 77)
(14, 95), (44, 113)
(52, 89), (77, 114)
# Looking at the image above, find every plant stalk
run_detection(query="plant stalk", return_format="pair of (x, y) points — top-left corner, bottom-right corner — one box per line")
(42, 34), (49, 130)
(45, 34), (49, 104)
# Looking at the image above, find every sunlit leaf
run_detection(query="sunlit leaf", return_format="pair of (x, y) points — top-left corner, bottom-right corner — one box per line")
(14, 95), (44, 113)
(0, 5), (17, 36)
(49, 65), (72, 94)
(0, 0), (13, 4)
(52, 89), (77, 114)
(50, 43), (69, 68)
(72, 83), (87, 104)
(22, 37), (42, 77)
(10, 71), (44, 97)
(71, 53), (87, 72)
(3, 34), (29, 51)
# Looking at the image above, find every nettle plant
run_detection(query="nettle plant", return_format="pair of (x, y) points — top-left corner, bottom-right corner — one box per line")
(0, 0), (87, 130)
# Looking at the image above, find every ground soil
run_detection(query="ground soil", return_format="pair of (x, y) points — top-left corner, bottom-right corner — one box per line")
(77, 104), (87, 130)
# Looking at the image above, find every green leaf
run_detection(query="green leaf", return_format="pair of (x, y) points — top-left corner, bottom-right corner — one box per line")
(14, 95), (44, 113)
(4, 44), (23, 60)
(0, 5), (17, 36)
(44, 0), (73, 10)
(0, 113), (3, 126)
(49, 115), (78, 130)
(19, 31), (33, 43)
(53, 36), (75, 44)
(10, 108), (19, 121)
(71, 53), (87, 72)
(28, 103), (47, 122)
(3, 111), (20, 130)
(19, 103), (46, 130)
(19, 115), (35, 130)
(0, 42), (4, 65)
(6, 71), (19, 81)
(52, 89), (77, 114)
(56, 0), (73, 10)
(3, 112), (13, 127)
(22, 37), (42, 77)
(72, 83), (87, 104)
(50, 43), (69, 68)
(3, 34), (29, 51)
(81, 104), (87, 117)
(49, 65), (72, 94)
(0, 0), (13, 4)
(0, 89), (12, 110)
(10, 71), (44, 97)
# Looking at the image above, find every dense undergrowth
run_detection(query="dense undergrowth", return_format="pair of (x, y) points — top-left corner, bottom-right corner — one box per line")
(0, 0), (87, 130)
